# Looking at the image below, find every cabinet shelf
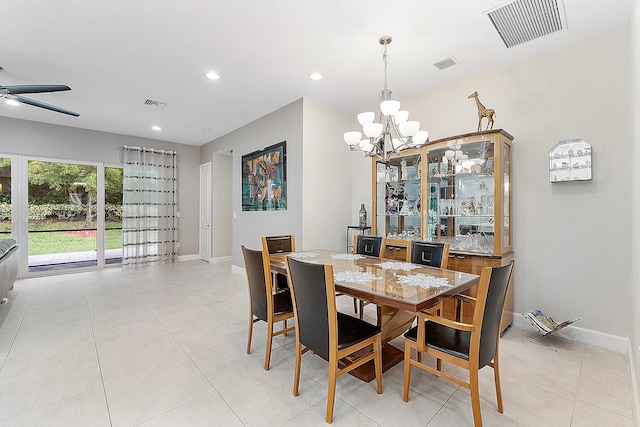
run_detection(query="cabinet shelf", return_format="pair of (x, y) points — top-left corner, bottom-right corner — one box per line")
(549, 138), (592, 183)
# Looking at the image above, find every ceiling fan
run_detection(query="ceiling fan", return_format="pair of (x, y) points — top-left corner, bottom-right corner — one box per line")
(0, 67), (79, 117)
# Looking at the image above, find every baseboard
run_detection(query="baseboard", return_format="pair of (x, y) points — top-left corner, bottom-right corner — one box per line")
(231, 265), (245, 275)
(210, 256), (232, 264)
(628, 341), (640, 427)
(177, 254), (200, 262)
(512, 313), (629, 353)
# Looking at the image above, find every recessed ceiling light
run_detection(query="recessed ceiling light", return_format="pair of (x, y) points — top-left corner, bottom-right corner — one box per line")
(152, 125), (161, 131)
(309, 73), (323, 80)
(5, 99), (20, 106)
(205, 71), (220, 80)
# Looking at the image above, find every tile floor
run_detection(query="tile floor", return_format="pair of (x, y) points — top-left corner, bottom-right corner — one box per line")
(0, 260), (636, 426)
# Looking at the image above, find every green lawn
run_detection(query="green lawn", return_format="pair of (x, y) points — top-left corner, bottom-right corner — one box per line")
(1, 219), (123, 255)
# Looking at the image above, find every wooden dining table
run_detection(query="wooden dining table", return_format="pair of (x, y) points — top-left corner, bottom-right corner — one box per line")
(269, 249), (480, 382)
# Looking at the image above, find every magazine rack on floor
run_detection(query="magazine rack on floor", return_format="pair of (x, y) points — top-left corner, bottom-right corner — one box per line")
(522, 310), (581, 352)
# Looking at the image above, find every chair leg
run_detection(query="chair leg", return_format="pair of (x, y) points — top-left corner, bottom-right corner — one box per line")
(283, 318), (288, 337)
(326, 357), (338, 423)
(353, 297), (358, 314)
(293, 340), (302, 396)
(436, 358), (442, 371)
(493, 356), (504, 413)
(416, 351), (421, 363)
(264, 321), (274, 371)
(247, 315), (254, 354)
(469, 369), (483, 427)
(374, 335), (383, 394)
(359, 300), (365, 320)
(403, 340), (412, 402)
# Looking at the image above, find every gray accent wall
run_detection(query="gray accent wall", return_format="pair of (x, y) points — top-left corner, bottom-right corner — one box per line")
(0, 117), (201, 257)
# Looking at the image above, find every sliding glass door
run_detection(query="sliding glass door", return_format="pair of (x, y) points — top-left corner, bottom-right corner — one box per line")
(0, 158), (11, 240)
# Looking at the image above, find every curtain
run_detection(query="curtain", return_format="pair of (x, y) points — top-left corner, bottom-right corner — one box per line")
(122, 146), (177, 267)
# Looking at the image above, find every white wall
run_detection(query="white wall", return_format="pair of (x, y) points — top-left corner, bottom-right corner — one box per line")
(353, 28), (632, 338)
(0, 116), (201, 256)
(301, 99), (353, 252)
(200, 99), (304, 266)
(211, 153), (232, 258)
(630, 0), (640, 405)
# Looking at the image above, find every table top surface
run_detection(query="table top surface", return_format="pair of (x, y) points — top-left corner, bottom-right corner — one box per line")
(269, 249), (480, 312)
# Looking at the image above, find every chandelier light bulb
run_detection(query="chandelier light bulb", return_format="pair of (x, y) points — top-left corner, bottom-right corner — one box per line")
(413, 130), (429, 145)
(357, 112), (375, 125)
(395, 110), (409, 124)
(344, 131), (362, 146)
(360, 140), (374, 153)
(380, 100), (401, 116)
(399, 120), (420, 137)
(445, 150), (455, 161)
(363, 122), (383, 138)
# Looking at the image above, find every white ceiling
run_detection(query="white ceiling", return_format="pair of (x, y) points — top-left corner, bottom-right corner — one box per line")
(0, 0), (632, 146)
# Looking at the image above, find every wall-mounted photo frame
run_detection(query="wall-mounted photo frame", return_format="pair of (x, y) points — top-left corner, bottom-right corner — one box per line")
(242, 141), (287, 211)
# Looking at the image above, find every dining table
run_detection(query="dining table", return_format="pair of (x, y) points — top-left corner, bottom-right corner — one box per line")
(269, 249), (480, 382)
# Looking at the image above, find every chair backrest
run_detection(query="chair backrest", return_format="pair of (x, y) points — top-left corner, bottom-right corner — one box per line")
(471, 261), (514, 368)
(262, 235), (295, 254)
(286, 257), (334, 360)
(410, 241), (450, 269)
(241, 245), (272, 321)
(353, 235), (383, 257)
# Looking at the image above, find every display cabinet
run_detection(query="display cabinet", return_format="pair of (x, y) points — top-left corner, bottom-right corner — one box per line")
(549, 138), (592, 183)
(372, 149), (424, 241)
(371, 129), (515, 334)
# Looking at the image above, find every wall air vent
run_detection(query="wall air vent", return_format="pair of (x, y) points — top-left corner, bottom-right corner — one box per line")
(487, 0), (566, 49)
(143, 99), (167, 108)
(433, 57), (458, 71)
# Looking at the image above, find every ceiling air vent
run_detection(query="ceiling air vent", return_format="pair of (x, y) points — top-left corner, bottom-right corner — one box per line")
(143, 99), (167, 109)
(433, 57), (458, 71)
(487, 0), (565, 49)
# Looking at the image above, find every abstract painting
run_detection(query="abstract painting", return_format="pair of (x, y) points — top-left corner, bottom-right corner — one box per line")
(241, 141), (286, 211)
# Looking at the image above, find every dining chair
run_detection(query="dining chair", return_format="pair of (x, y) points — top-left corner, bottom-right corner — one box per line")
(352, 235), (386, 319)
(403, 261), (514, 427)
(261, 235), (295, 291)
(241, 245), (295, 371)
(286, 257), (383, 423)
(410, 241), (451, 319)
(410, 241), (450, 269)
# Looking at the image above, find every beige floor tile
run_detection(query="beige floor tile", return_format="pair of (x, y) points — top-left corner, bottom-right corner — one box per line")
(217, 360), (327, 427)
(0, 333), (95, 380)
(88, 293), (145, 317)
(11, 316), (93, 351)
(0, 354), (102, 420)
(19, 303), (90, 330)
(155, 301), (221, 333)
(283, 396), (381, 426)
(137, 391), (244, 427)
(93, 318), (169, 352)
(98, 334), (188, 384)
(0, 388), (110, 427)
(577, 364), (633, 418)
(570, 399), (635, 427)
(171, 318), (241, 355)
(90, 303), (156, 331)
(105, 358), (213, 427)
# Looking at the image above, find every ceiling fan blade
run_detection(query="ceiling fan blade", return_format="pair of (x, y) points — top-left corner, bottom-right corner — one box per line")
(13, 94), (80, 117)
(2, 84), (71, 95)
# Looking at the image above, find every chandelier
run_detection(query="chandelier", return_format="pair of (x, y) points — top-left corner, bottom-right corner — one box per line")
(344, 36), (429, 162)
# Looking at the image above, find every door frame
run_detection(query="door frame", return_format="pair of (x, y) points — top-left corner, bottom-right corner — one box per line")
(199, 162), (212, 263)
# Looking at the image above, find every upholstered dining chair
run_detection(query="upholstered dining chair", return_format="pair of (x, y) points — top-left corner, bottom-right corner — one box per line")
(241, 245), (295, 371)
(286, 257), (383, 424)
(410, 241), (450, 269)
(410, 241), (451, 318)
(262, 235), (295, 291)
(352, 235), (386, 319)
(403, 261), (514, 427)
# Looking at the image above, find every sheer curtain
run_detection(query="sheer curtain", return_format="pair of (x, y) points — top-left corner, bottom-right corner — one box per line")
(122, 146), (177, 267)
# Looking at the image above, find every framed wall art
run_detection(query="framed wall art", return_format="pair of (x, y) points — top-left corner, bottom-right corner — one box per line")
(241, 141), (287, 211)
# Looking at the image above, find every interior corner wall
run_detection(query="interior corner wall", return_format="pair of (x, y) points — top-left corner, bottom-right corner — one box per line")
(200, 99), (304, 267)
(630, 0), (640, 404)
(360, 28), (631, 338)
(0, 116), (201, 257)
(211, 153), (232, 258)
(301, 99), (353, 252)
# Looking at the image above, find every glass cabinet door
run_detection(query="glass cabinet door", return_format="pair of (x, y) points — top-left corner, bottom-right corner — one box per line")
(426, 139), (497, 255)
(375, 153), (422, 239)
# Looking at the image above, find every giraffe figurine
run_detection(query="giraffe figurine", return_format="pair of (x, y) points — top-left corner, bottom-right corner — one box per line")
(468, 91), (495, 131)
